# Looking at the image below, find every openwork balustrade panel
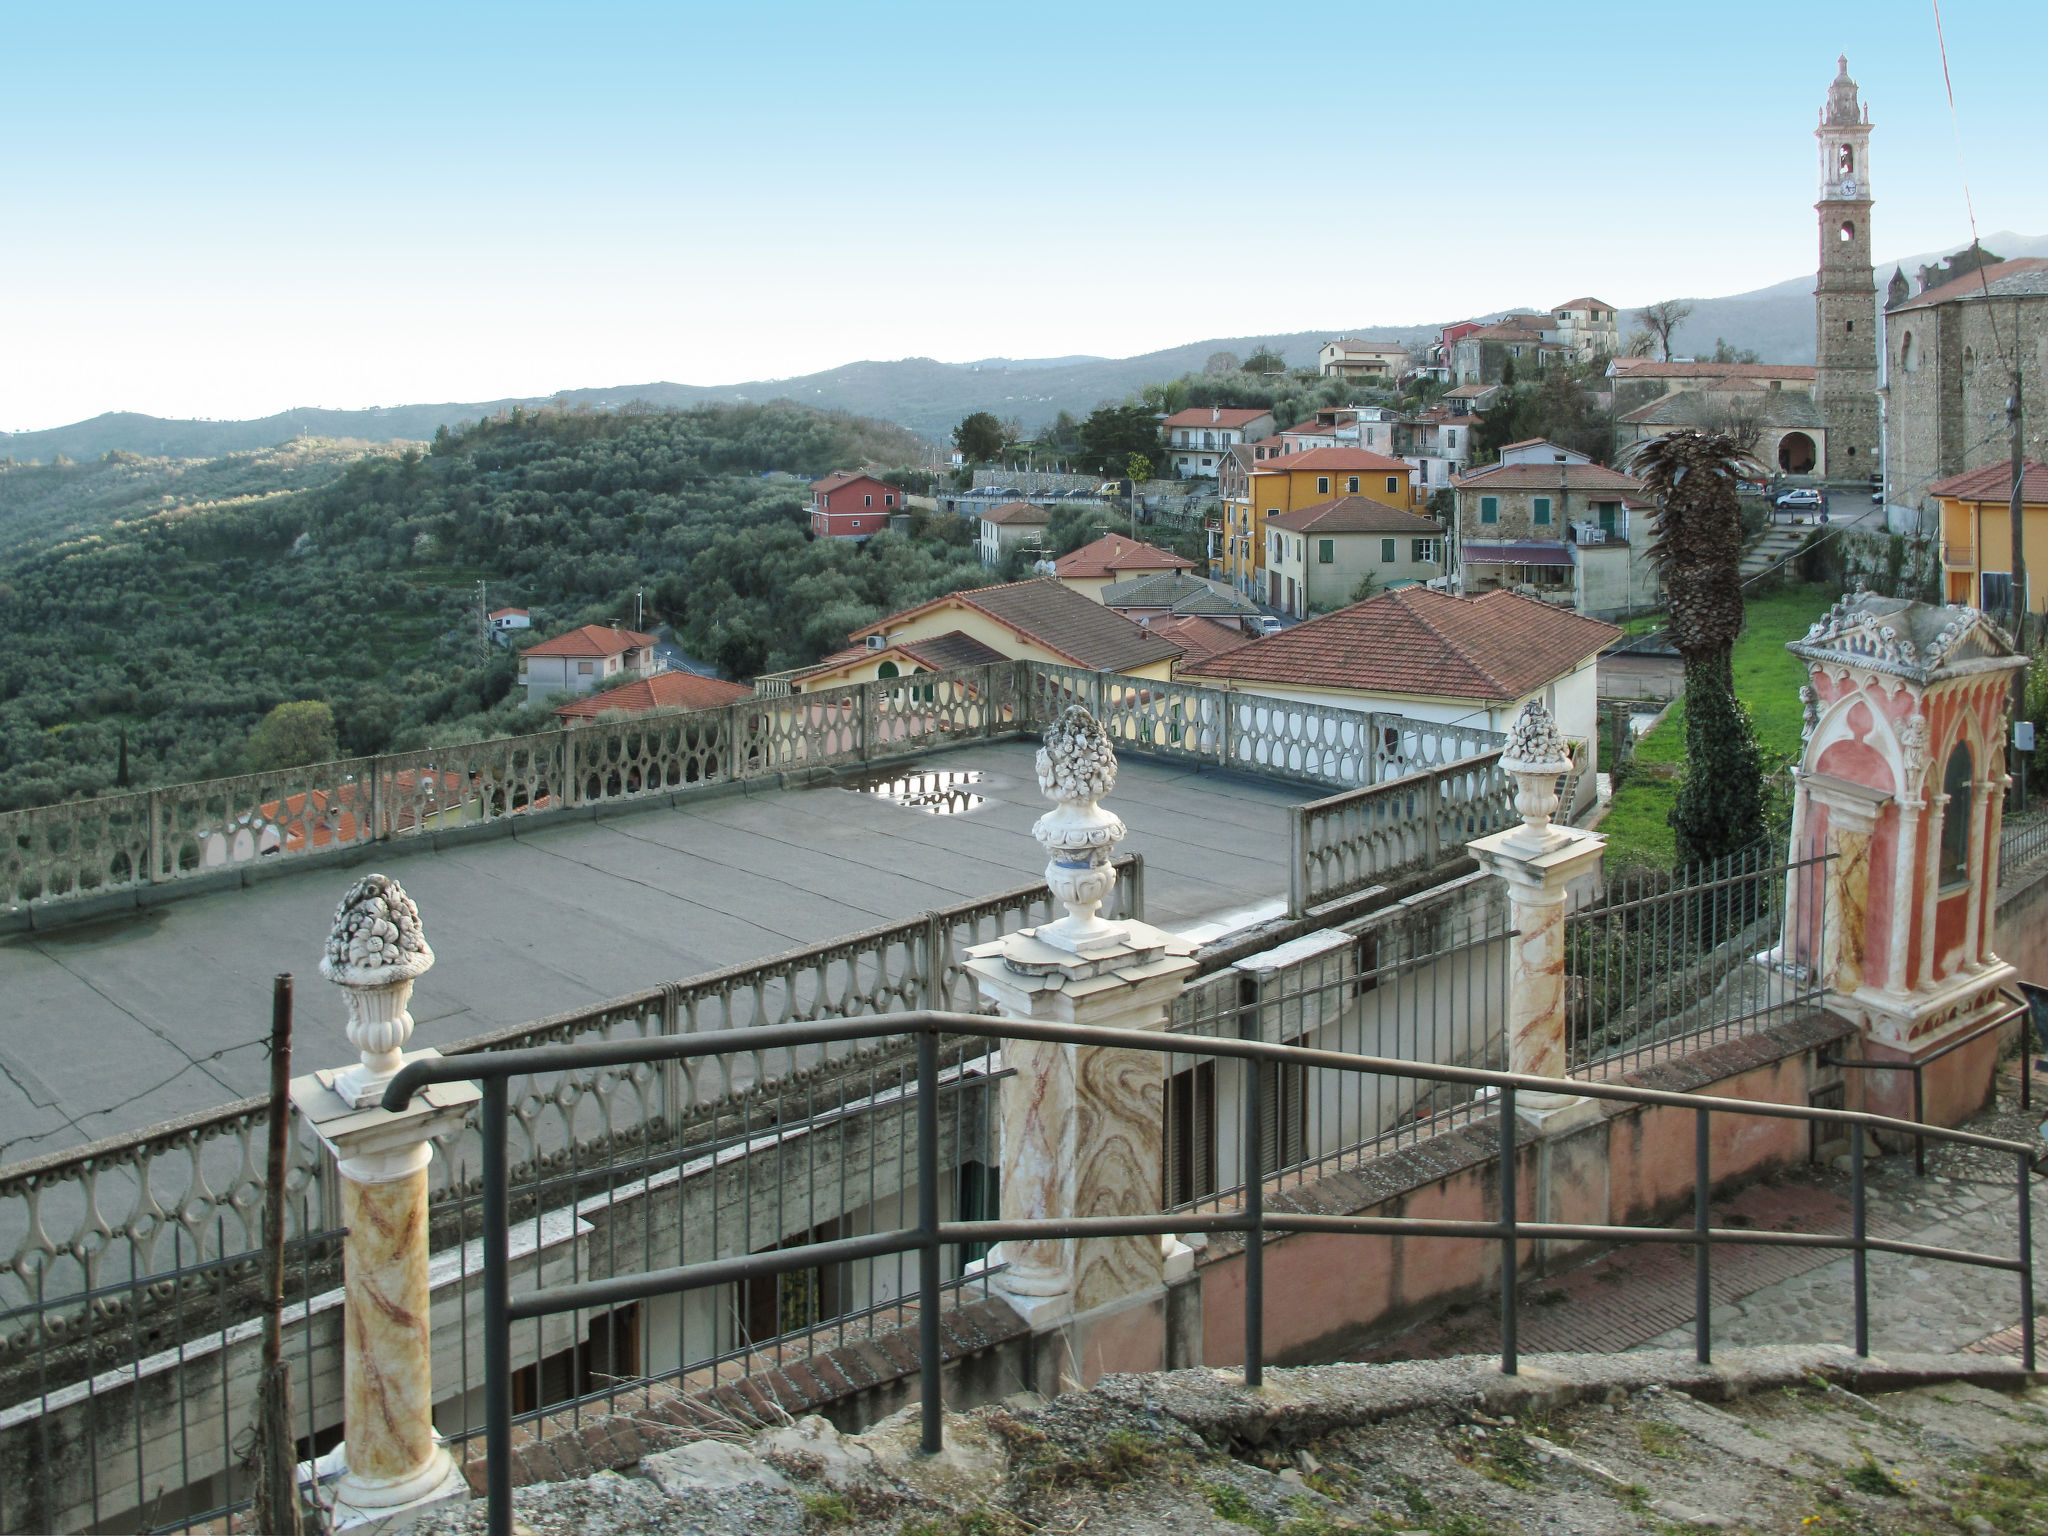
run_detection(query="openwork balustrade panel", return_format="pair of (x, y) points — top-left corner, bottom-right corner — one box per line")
(1288, 751), (1513, 916)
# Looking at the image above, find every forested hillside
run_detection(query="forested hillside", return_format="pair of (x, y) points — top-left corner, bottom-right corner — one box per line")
(0, 403), (976, 810)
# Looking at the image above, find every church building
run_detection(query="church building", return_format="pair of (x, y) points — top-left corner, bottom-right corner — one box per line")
(1812, 56), (1880, 482)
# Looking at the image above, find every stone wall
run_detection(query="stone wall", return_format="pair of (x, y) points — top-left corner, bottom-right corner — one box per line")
(1885, 293), (2048, 513)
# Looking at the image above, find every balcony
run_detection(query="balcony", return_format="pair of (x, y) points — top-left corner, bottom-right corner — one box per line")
(1944, 542), (1975, 568)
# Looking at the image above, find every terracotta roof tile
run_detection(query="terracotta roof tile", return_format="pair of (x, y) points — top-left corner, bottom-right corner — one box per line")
(1889, 257), (2048, 314)
(1161, 407), (1271, 428)
(1267, 497), (1442, 535)
(1054, 534), (1196, 579)
(553, 671), (750, 720)
(1607, 360), (1816, 381)
(1154, 614), (1254, 665)
(846, 580), (1181, 674)
(1452, 463), (1645, 492)
(1251, 446), (1412, 474)
(1179, 587), (1617, 703)
(522, 624), (659, 659)
(1928, 458), (2048, 503)
(894, 630), (1011, 670)
(979, 500), (1053, 525)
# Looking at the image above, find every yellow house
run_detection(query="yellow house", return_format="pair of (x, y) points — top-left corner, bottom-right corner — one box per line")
(1052, 533), (1196, 602)
(1233, 447), (1415, 600)
(1934, 460), (2048, 616)
(789, 578), (1182, 691)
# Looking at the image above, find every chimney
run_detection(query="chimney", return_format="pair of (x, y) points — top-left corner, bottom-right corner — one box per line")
(1211, 406), (1220, 422)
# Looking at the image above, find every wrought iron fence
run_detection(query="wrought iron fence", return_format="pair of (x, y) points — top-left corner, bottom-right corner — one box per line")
(1288, 751), (1514, 916)
(2001, 809), (2048, 887)
(1566, 843), (1832, 1077)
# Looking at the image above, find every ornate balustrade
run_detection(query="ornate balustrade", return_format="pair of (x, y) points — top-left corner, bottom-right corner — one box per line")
(1287, 751), (1514, 916)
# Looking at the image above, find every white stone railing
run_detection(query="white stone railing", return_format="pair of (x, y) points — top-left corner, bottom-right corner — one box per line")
(1287, 751), (1515, 916)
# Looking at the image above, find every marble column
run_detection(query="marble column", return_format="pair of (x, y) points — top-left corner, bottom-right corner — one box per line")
(290, 874), (479, 1527)
(1467, 702), (1605, 1126)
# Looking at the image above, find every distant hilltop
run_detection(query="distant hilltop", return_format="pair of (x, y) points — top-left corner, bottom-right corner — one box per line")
(7, 232), (2042, 462)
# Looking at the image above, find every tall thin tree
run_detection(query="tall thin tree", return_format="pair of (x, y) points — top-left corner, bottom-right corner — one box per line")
(1623, 429), (1766, 866)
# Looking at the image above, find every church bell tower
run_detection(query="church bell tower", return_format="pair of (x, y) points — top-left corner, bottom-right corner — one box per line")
(1814, 54), (1880, 480)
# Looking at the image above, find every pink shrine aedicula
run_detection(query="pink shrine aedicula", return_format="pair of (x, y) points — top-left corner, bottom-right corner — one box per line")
(1781, 593), (2026, 1123)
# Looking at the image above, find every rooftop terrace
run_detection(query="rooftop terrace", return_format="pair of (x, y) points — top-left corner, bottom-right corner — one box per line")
(0, 740), (1306, 1162)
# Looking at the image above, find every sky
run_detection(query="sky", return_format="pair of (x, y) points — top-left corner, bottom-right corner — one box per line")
(3, 0), (2042, 430)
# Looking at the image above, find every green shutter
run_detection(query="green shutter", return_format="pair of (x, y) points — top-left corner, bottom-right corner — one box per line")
(1481, 497), (1499, 524)
(1318, 538), (1335, 564)
(1533, 497), (1551, 525)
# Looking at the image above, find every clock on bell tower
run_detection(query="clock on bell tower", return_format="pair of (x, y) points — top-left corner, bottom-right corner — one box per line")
(1813, 54), (1880, 481)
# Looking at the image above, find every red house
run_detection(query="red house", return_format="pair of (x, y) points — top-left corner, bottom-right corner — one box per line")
(809, 472), (904, 539)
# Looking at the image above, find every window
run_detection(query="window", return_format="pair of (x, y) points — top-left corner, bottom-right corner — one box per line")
(1164, 1062), (1216, 1206)
(1837, 144), (1853, 175)
(1533, 497), (1552, 525)
(1201, 457), (1213, 467)
(1380, 538), (1395, 563)
(1419, 461), (1429, 483)
(1839, 220), (1855, 242)
(1846, 320), (1854, 332)
(1386, 476), (1399, 494)
(1939, 742), (1973, 888)
(1413, 539), (1436, 562)
(577, 661), (594, 675)
(863, 494), (873, 507)
(1346, 475), (1360, 493)
(1320, 538), (1336, 564)
(1317, 476), (1330, 494)
(1481, 497), (1499, 524)
(1260, 1037), (1309, 1172)
(884, 493), (895, 507)
(876, 660), (900, 679)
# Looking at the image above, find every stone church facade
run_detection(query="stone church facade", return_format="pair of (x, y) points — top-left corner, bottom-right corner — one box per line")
(1812, 57), (1881, 482)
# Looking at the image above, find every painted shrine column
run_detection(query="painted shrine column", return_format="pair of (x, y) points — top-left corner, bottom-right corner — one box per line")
(1784, 594), (2026, 1126)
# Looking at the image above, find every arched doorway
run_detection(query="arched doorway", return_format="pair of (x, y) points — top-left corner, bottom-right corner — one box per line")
(1778, 432), (1817, 474)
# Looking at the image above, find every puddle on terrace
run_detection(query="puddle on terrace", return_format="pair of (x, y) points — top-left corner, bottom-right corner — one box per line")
(839, 769), (989, 816)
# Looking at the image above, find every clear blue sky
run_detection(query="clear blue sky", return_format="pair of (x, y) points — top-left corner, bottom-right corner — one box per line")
(3, 0), (2040, 429)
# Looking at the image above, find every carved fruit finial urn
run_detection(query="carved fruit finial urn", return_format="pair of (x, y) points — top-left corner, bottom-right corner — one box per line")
(321, 873), (435, 1107)
(1031, 706), (1128, 954)
(1500, 700), (1574, 853)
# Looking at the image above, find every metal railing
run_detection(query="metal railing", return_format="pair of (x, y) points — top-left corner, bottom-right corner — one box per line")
(3, 661), (1500, 920)
(382, 1008), (2039, 1536)
(1288, 752), (1513, 916)
(1824, 1004), (2033, 1176)
(2003, 810), (2048, 885)
(1567, 845), (1832, 1076)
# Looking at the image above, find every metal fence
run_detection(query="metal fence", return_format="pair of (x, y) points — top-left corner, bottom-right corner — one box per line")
(2002, 808), (2048, 887)
(1287, 752), (1514, 917)
(1, 661), (1502, 922)
(380, 1007), (2036, 1536)
(1566, 844), (1832, 1077)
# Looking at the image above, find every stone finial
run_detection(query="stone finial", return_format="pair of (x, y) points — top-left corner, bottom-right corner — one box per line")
(1500, 700), (1574, 854)
(1029, 707), (1128, 956)
(322, 874), (436, 1108)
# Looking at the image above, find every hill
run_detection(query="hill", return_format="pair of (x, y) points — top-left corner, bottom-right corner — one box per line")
(7, 233), (2042, 459)
(0, 403), (975, 811)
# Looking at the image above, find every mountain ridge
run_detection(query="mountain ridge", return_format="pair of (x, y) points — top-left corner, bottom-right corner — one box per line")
(8, 232), (2041, 461)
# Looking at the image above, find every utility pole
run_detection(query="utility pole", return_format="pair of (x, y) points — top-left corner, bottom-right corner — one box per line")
(477, 580), (492, 665)
(2009, 368), (2028, 648)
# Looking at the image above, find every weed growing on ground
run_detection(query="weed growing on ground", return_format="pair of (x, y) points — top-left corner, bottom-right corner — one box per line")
(1842, 1456), (1905, 1497)
(896, 1509), (1021, 1536)
(1953, 1449), (2048, 1529)
(802, 1489), (856, 1527)
(1205, 1481), (1278, 1534)
(1467, 1430), (1542, 1490)
(1635, 1421), (1685, 1458)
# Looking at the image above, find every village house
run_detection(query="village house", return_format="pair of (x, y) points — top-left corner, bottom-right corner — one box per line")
(1450, 316), (1566, 385)
(1160, 405), (1276, 478)
(517, 624), (663, 703)
(789, 578), (1182, 692)
(809, 471), (904, 539)
(1933, 459), (2048, 617)
(976, 500), (1053, 566)
(1177, 584), (1617, 814)
(553, 671), (751, 724)
(1223, 446), (1415, 598)
(1450, 446), (1658, 619)
(1615, 386), (1829, 476)
(488, 607), (530, 635)
(1549, 297), (1621, 361)
(1053, 533), (1195, 601)
(1605, 359), (1818, 415)
(1098, 569), (1264, 630)
(1261, 496), (1445, 617)
(1318, 338), (1411, 379)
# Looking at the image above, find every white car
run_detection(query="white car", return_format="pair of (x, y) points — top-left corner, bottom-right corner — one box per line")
(1255, 615), (1284, 635)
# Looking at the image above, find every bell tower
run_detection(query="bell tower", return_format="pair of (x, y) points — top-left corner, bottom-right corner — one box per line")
(1814, 54), (1879, 480)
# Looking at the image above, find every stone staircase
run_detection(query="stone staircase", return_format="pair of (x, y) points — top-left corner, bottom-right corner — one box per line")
(1741, 521), (1813, 582)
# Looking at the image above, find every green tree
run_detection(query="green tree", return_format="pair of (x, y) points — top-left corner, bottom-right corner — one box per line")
(1125, 452), (1153, 484)
(1243, 348), (1286, 374)
(952, 412), (1006, 463)
(1623, 430), (1765, 866)
(1078, 405), (1159, 476)
(1710, 338), (1761, 365)
(245, 700), (338, 771)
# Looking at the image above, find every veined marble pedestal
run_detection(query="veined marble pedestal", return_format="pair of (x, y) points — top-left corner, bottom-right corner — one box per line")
(964, 919), (1199, 1389)
(290, 1053), (479, 1529)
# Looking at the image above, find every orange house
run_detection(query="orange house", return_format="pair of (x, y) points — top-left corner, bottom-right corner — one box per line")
(1224, 446), (1415, 602)
(1934, 460), (2048, 617)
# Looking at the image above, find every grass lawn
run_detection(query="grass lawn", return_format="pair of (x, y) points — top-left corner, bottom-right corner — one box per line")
(1600, 585), (1835, 871)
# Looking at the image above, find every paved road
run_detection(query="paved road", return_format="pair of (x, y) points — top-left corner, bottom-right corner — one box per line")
(0, 742), (1304, 1161)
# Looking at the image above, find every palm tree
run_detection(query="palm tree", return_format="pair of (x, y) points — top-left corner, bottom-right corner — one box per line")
(1622, 430), (1765, 867)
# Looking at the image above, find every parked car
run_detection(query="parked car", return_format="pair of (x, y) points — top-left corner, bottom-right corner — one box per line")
(1254, 615), (1284, 635)
(1736, 478), (1769, 498)
(1775, 488), (1824, 510)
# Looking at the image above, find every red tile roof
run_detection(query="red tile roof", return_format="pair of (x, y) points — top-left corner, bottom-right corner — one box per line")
(489, 607), (528, 619)
(893, 630), (1012, 670)
(1928, 459), (2048, 504)
(1161, 407), (1272, 428)
(1607, 360), (1816, 381)
(845, 580), (1181, 673)
(1889, 257), (2048, 314)
(1178, 587), (1617, 703)
(522, 624), (659, 659)
(980, 500), (1053, 525)
(1054, 534), (1196, 579)
(1154, 614), (1254, 666)
(1552, 297), (1616, 312)
(1452, 463), (1645, 493)
(1267, 497), (1443, 535)
(1251, 446), (1412, 475)
(553, 671), (751, 720)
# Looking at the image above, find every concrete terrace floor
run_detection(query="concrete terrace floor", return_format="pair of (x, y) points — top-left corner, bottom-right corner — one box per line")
(0, 741), (1302, 1162)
